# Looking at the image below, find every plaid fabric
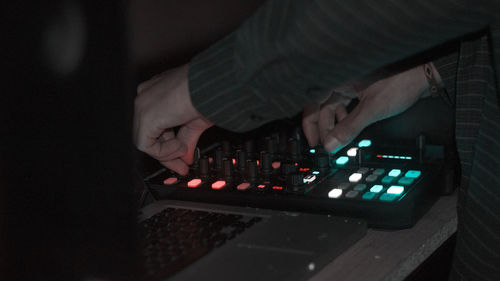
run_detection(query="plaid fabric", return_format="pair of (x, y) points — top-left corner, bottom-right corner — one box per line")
(188, 1), (500, 279)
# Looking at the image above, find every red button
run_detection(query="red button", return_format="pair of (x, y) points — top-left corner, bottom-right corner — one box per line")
(187, 179), (202, 188)
(211, 180), (226, 190)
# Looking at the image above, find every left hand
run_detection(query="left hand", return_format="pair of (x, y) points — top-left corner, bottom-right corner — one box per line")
(133, 64), (214, 175)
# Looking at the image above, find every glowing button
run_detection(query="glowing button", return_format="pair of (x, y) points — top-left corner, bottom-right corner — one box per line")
(349, 173), (362, 183)
(312, 170), (320, 175)
(237, 182), (251, 191)
(187, 179), (202, 188)
(370, 185), (384, 193)
(303, 175), (316, 184)
(257, 184), (266, 189)
(272, 186), (283, 190)
(328, 188), (342, 199)
(163, 177), (178, 185)
(272, 161), (281, 169)
(358, 139), (372, 147)
(387, 185), (404, 195)
(309, 148), (316, 154)
(347, 147), (358, 157)
(388, 169), (402, 177)
(336, 156), (349, 165)
(405, 170), (421, 178)
(211, 180), (226, 190)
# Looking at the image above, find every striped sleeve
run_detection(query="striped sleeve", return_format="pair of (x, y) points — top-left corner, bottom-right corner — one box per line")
(189, 0), (498, 132)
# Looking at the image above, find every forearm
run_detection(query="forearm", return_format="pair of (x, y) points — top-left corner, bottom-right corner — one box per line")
(189, 0), (496, 132)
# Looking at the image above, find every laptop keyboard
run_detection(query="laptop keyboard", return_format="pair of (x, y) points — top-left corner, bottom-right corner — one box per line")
(140, 207), (262, 281)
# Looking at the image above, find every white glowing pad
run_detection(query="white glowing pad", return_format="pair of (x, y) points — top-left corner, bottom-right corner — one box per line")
(349, 173), (363, 183)
(328, 188), (343, 198)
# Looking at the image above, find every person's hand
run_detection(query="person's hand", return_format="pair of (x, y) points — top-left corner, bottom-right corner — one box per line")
(134, 64), (213, 175)
(303, 64), (436, 154)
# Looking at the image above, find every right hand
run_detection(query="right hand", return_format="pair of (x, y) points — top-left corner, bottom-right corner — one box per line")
(302, 64), (432, 154)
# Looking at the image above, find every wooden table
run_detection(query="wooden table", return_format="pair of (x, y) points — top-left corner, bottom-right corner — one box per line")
(310, 192), (458, 281)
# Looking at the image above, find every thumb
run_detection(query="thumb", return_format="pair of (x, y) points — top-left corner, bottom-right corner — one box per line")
(323, 100), (376, 154)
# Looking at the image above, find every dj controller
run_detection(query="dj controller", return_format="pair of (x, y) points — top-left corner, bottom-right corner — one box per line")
(144, 125), (457, 229)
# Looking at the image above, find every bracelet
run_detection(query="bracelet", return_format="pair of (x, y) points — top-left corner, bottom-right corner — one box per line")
(423, 63), (439, 97)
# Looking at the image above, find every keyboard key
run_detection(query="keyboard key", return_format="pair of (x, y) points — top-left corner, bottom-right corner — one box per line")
(381, 176), (395, 185)
(357, 167), (370, 174)
(349, 173), (363, 183)
(345, 190), (359, 198)
(353, 184), (367, 191)
(397, 177), (414, 185)
(336, 156), (349, 165)
(365, 174), (378, 182)
(405, 170), (422, 178)
(387, 185), (405, 195)
(362, 192), (376, 200)
(388, 169), (402, 177)
(338, 182), (350, 190)
(328, 188), (343, 198)
(372, 168), (385, 176)
(379, 193), (399, 202)
(370, 184), (384, 193)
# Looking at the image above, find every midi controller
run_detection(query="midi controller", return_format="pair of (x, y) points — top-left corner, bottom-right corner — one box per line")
(144, 119), (456, 229)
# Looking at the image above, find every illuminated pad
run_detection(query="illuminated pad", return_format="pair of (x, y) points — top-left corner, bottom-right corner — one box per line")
(345, 190), (359, 198)
(349, 173), (363, 183)
(370, 185), (383, 193)
(388, 169), (402, 177)
(379, 193), (399, 202)
(347, 147), (358, 157)
(303, 175), (316, 184)
(336, 156), (349, 165)
(397, 177), (414, 185)
(365, 174), (378, 182)
(163, 177), (179, 185)
(272, 161), (281, 169)
(405, 170), (421, 178)
(358, 139), (372, 147)
(312, 170), (320, 175)
(381, 176), (395, 185)
(328, 188), (342, 199)
(211, 180), (226, 190)
(387, 185), (404, 195)
(187, 179), (202, 188)
(309, 148), (316, 154)
(338, 182), (350, 190)
(272, 185), (283, 190)
(362, 192), (376, 200)
(237, 182), (251, 191)
(353, 184), (367, 191)
(257, 184), (266, 189)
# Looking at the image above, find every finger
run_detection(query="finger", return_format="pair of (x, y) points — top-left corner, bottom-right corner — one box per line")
(318, 103), (337, 145)
(176, 121), (209, 165)
(137, 70), (171, 95)
(336, 105), (348, 122)
(156, 135), (188, 161)
(160, 158), (190, 175)
(302, 104), (321, 147)
(323, 100), (375, 154)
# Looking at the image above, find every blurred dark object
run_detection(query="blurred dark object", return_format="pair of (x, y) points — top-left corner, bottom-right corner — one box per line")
(1, 1), (138, 280)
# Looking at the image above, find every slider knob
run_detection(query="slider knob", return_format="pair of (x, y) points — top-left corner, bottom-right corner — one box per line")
(280, 162), (297, 176)
(260, 152), (273, 175)
(245, 160), (259, 182)
(287, 173), (304, 187)
(222, 158), (233, 179)
(199, 156), (210, 179)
